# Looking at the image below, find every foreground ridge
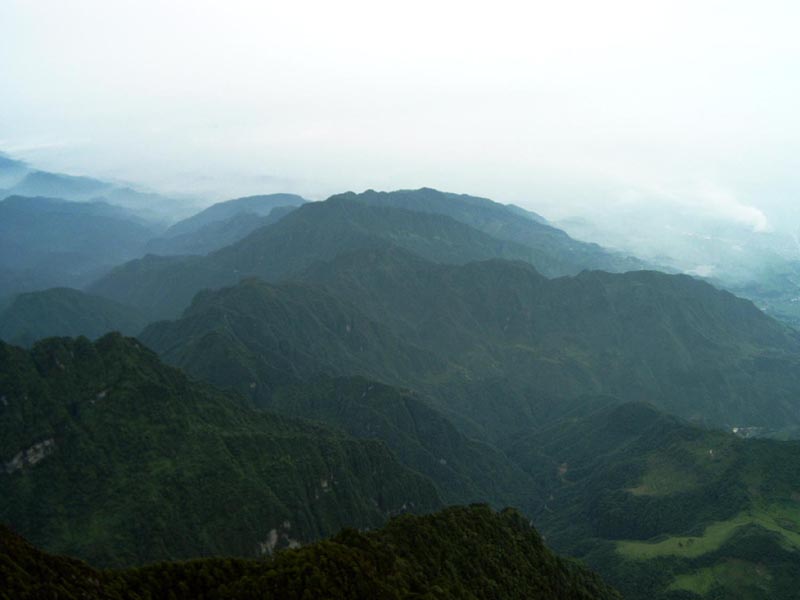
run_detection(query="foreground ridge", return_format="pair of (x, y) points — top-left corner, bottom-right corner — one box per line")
(0, 504), (620, 600)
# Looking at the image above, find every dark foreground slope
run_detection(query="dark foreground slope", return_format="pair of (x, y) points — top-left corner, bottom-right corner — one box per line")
(0, 505), (620, 600)
(509, 402), (800, 600)
(0, 334), (440, 566)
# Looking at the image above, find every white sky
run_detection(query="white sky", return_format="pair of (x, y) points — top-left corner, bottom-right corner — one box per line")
(2, 0), (800, 229)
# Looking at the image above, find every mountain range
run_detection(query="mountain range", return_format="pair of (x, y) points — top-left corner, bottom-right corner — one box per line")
(6, 173), (800, 598)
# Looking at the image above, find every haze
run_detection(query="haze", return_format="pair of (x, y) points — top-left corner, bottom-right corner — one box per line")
(2, 0), (799, 234)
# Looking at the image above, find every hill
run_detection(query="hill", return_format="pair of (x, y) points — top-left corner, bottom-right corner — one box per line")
(1, 169), (191, 222)
(508, 401), (800, 600)
(0, 287), (148, 346)
(0, 505), (621, 600)
(0, 334), (440, 566)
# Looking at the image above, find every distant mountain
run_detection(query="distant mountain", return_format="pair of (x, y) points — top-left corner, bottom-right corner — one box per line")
(556, 205), (800, 330)
(0, 162), (194, 222)
(141, 246), (800, 439)
(0, 334), (440, 566)
(160, 193), (308, 238)
(146, 203), (301, 256)
(0, 505), (621, 600)
(0, 287), (148, 347)
(0, 154), (29, 188)
(508, 401), (800, 600)
(7, 171), (110, 199)
(90, 195), (629, 319)
(0, 195), (159, 297)
(337, 188), (646, 275)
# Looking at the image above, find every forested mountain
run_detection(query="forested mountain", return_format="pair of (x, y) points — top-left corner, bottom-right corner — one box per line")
(0, 287), (147, 347)
(0, 334), (440, 566)
(0, 196), (159, 297)
(339, 188), (645, 275)
(252, 376), (539, 511)
(508, 401), (800, 600)
(146, 194), (306, 255)
(7, 181), (800, 599)
(0, 505), (621, 600)
(140, 245), (800, 438)
(89, 194), (639, 319)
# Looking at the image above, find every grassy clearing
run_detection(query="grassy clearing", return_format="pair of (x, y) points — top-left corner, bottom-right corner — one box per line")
(628, 435), (736, 497)
(628, 455), (699, 496)
(668, 559), (771, 595)
(617, 504), (800, 560)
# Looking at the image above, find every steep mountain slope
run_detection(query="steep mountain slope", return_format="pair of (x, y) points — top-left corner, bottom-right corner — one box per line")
(139, 281), (536, 509)
(0, 196), (158, 296)
(0, 334), (440, 566)
(508, 402), (800, 600)
(90, 196), (561, 318)
(141, 244), (800, 438)
(0, 505), (621, 600)
(338, 187), (645, 275)
(140, 277), (443, 394)
(0, 288), (148, 347)
(259, 376), (539, 511)
(302, 247), (800, 434)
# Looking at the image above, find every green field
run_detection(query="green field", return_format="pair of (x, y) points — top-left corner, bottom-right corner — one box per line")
(668, 559), (771, 595)
(617, 504), (800, 560)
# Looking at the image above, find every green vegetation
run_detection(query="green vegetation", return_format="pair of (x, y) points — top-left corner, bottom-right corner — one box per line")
(141, 244), (800, 437)
(336, 187), (644, 275)
(0, 287), (148, 346)
(0, 505), (621, 600)
(617, 505), (800, 560)
(0, 334), (441, 566)
(267, 376), (540, 511)
(90, 196), (572, 319)
(507, 402), (800, 599)
(10, 188), (800, 598)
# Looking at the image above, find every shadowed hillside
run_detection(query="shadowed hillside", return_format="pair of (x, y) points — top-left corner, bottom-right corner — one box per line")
(0, 505), (621, 600)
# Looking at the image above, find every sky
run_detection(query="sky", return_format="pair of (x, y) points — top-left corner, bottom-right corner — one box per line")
(2, 0), (800, 232)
